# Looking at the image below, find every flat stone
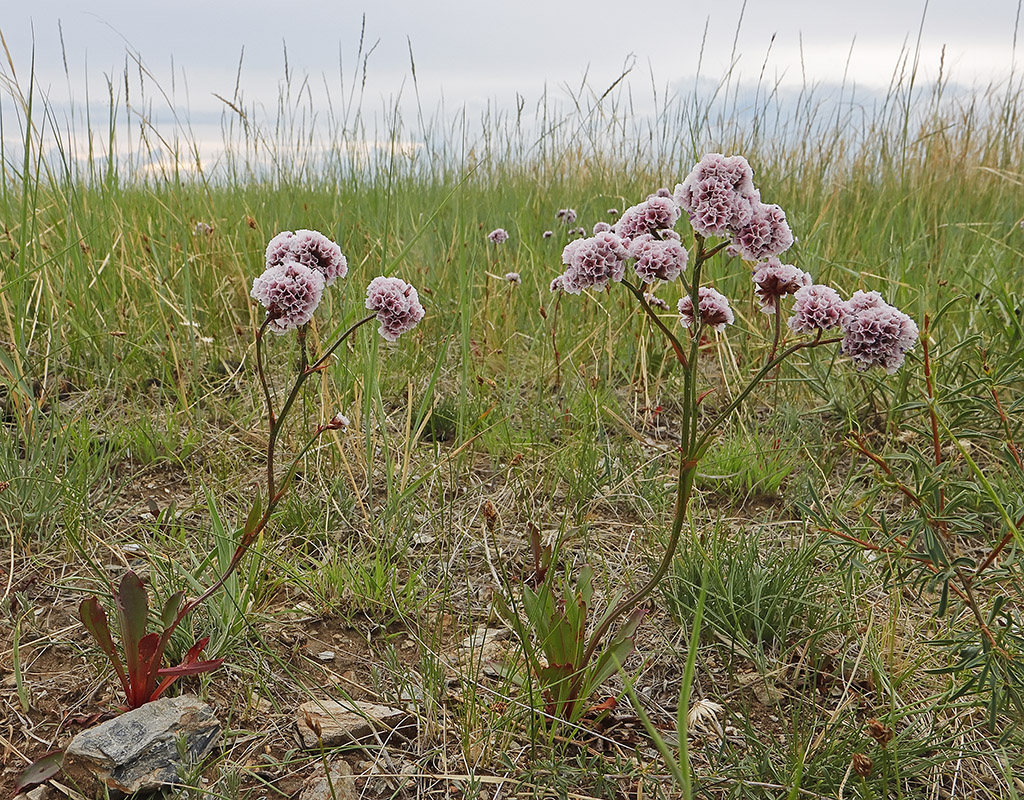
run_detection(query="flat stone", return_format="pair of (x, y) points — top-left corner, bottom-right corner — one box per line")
(63, 695), (221, 794)
(299, 760), (357, 800)
(296, 700), (408, 748)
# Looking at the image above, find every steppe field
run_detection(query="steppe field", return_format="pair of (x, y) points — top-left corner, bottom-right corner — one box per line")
(2, 55), (1023, 799)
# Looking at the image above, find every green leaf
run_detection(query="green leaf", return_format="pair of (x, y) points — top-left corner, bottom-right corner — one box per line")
(243, 489), (263, 538)
(587, 607), (645, 695)
(160, 591), (184, 631)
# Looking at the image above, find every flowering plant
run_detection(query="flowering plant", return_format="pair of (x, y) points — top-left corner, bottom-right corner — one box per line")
(504, 154), (919, 727)
(79, 230), (424, 710)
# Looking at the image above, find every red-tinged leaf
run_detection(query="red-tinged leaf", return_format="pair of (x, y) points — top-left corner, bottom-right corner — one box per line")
(115, 572), (149, 683)
(133, 633), (161, 706)
(181, 636), (211, 665)
(156, 657), (225, 678)
(79, 597), (116, 656)
(588, 696), (618, 714)
(160, 591), (184, 631)
(80, 597), (131, 697)
(14, 750), (64, 792)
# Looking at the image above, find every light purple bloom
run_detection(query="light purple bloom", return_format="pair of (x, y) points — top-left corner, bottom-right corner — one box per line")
(543, 230), (554, 239)
(488, 228), (510, 244)
(556, 208), (578, 224)
(570, 227), (587, 238)
(653, 187), (672, 198)
(615, 196), (681, 241)
(607, 208), (619, 217)
(752, 258), (812, 313)
(840, 303), (919, 373)
(593, 221), (612, 234)
(550, 276), (564, 292)
(788, 285), (846, 333)
(251, 261), (326, 334)
(365, 276), (426, 341)
(558, 232), (629, 294)
(675, 153), (759, 237)
(628, 234), (689, 284)
(732, 203), (794, 260)
(844, 290), (887, 316)
(644, 293), (670, 311)
(193, 221), (213, 236)
(678, 287), (734, 332)
(504, 271), (521, 284)
(265, 229), (347, 286)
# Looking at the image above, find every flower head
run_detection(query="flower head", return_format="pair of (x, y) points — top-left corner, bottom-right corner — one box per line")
(365, 277), (426, 341)
(265, 229), (347, 285)
(558, 232), (629, 294)
(732, 202), (794, 260)
(841, 301), (918, 373)
(593, 221), (612, 233)
(251, 261), (326, 333)
(653, 187), (672, 198)
(844, 290), (886, 316)
(504, 271), (521, 284)
(607, 208), (619, 217)
(628, 234), (689, 284)
(788, 284), (846, 333)
(678, 287), (734, 332)
(675, 153), (759, 237)
(549, 275), (564, 292)
(193, 221), (213, 236)
(543, 230), (554, 239)
(615, 196), (681, 241)
(488, 228), (510, 244)
(328, 412), (350, 431)
(752, 258), (812, 313)
(556, 208), (578, 224)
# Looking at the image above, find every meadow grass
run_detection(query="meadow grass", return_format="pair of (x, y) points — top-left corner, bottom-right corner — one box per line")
(1, 47), (1023, 799)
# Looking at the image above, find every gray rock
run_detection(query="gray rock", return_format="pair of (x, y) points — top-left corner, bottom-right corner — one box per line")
(296, 700), (408, 748)
(299, 760), (357, 800)
(63, 695), (221, 794)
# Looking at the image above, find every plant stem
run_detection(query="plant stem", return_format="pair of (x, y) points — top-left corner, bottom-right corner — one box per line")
(622, 279), (688, 367)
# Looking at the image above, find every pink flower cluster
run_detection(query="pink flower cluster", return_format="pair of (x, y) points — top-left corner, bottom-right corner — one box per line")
(674, 154), (793, 260)
(253, 230), (424, 340)
(733, 203), (794, 261)
(788, 287), (918, 372)
(629, 234), (689, 284)
(365, 277), (426, 342)
(839, 291), (918, 373)
(253, 229), (346, 333)
(675, 154), (758, 237)
(488, 228), (510, 244)
(752, 258), (811, 313)
(251, 262), (326, 334)
(614, 196), (681, 242)
(678, 287), (734, 332)
(788, 285), (845, 333)
(557, 232), (629, 294)
(557, 208), (578, 225)
(265, 229), (348, 285)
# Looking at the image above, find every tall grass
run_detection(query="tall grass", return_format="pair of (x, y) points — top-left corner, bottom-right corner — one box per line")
(2, 36), (1023, 797)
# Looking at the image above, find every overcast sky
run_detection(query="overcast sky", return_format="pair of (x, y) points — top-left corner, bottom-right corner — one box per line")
(1, 1), (1022, 162)
(3, 2), (1022, 102)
